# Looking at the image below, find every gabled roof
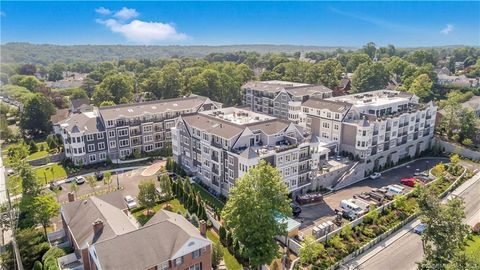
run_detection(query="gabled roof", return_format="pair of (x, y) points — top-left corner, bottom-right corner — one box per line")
(93, 210), (210, 270)
(71, 99), (90, 111)
(62, 191), (137, 249)
(182, 113), (244, 139)
(59, 111), (105, 134)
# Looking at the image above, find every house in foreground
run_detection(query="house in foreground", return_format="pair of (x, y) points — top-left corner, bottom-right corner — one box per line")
(60, 191), (211, 270)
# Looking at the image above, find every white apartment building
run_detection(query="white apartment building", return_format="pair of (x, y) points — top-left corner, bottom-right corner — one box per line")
(300, 90), (437, 171)
(172, 107), (329, 196)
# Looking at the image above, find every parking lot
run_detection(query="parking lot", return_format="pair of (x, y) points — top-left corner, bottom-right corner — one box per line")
(295, 157), (448, 235)
(53, 161), (165, 203)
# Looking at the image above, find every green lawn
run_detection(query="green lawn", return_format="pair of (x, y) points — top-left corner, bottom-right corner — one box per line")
(132, 199), (187, 225)
(192, 183), (225, 210)
(34, 164), (68, 184)
(26, 150), (49, 161)
(465, 234), (480, 256)
(207, 230), (242, 270)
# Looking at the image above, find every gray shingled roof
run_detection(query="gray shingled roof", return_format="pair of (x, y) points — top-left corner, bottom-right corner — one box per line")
(302, 98), (352, 113)
(242, 81), (332, 97)
(99, 95), (208, 120)
(71, 99), (90, 110)
(62, 192), (137, 249)
(59, 112), (105, 134)
(93, 210), (209, 270)
(246, 119), (291, 135)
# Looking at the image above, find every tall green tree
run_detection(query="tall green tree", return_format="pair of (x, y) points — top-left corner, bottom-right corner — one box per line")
(221, 160), (291, 268)
(416, 185), (469, 269)
(408, 74), (433, 101)
(307, 58), (344, 88)
(351, 62), (389, 92)
(158, 174), (173, 200)
(346, 53), (372, 72)
(48, 62), (66, 81)
(20, 94), (55, 136)
(299, 236), (325, 265)
(97, 73), (134, 104)
(32, 195), (60, 237)
(137, 180), (158, 213)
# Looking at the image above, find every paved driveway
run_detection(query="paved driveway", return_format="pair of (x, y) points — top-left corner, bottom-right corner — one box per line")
(54, 161), (165, 203)
(296, 157), (448, 232)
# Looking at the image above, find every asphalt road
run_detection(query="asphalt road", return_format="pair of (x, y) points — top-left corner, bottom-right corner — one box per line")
(345, 171), (480, 270)
(297, 157), (448, 231)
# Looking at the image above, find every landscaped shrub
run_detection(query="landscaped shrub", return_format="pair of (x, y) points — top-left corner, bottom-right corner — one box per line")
(219, 226), (227, 245)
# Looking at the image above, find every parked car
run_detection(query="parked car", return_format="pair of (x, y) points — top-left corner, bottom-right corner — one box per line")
(95, 172), (104, 181)
(414, 223), (426, 234)
(401, 177), (421, 187)
(291, 203), (302, 217)
(124, 195), (137, 209)
(370, 172), (382, 180)
(75, 176), (86, 184)
(49, 181), (62, 191)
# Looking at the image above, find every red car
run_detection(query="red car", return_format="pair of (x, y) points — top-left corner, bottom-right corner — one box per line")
(400, 177), (421, 187)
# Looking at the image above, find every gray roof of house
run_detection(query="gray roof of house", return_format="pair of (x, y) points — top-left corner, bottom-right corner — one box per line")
(62, 191), (137, 249)
(93, 210), (208, 270)
(246, 119), (291, 135)
(99, 95), (209, 120)
(71, 99), (90, 110)
(59, 112), (105, 134)
(302, 98), (352, 113)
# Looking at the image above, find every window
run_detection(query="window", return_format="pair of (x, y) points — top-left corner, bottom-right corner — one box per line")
(89, 155), (96, 162)
(109, 141), (116, 148)
(327, 112), (331, 118)
(98, 142), (105, 150)
(97, 132), (104, 139)
(86, 134), (94, 141)
(335, 113), (340, 120)
(118, 129), (129, 137)
(119, 139), (129, 147)
(187, 263), (201, 270)
(120, 149), (130, 157)
(192, 249), (201, 259)
(143, 125), (152, 133)
(107, 120), (114, 127)
(145, 145), (154, 152)
(362, 130), (367, 136)
(334, 124), (339, 130)
(99, 152), (106, 160)
(87, 144), (95, 152)
(174, 256), (183, 266)
(108, 130), (116, 138)
(165, 121), (175, 129)
(144, 135), (153, 143)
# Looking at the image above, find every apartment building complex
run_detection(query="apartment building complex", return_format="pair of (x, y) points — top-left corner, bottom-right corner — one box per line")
(300, 90), (437, 170)
(61, 192), (211, 270)
(171, 107), (329, 196)
(55, 95), (221, 165)
(242, 80), (333, 123)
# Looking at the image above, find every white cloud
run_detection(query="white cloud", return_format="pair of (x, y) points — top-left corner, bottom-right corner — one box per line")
(114, 7), (139, 20)
(97, 19), (188, 44)
(95, 7), (111, 16)
(440, 24), (454, 34)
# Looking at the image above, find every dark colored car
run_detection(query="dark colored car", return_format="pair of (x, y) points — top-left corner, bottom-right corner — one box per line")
(291, 203), (302, 217)
(95, 172), (104, 181)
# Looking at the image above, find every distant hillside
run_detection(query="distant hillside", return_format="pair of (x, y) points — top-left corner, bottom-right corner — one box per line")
(0, 43), (357, 64)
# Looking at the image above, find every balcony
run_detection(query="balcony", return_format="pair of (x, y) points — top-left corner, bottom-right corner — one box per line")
(212, 166), (219, 175)
(426, 114), (432, 120)
(212, 154), (219, 162)
(386, 126), (391, 132)
(373, 130), (379, 136)
(299, 166), (311, 174)
(299, 153), (311, 162)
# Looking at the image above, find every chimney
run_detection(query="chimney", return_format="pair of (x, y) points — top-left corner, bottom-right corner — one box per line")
(199, 220), (207, 237)
(67, 192), (75, 202)
(92, 219), (104, 235)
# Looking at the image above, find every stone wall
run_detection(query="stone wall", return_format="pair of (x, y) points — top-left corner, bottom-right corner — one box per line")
(435, 138), (480, 161)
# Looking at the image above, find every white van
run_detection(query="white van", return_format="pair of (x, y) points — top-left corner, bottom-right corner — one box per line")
(387, 185), (404, 196)
(340, 200), (363, 214)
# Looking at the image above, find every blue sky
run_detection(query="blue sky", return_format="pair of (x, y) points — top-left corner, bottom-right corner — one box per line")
(1, 1), (479, 47)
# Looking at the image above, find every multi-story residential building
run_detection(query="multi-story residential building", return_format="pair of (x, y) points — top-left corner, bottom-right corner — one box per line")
(55, 95), (221, 165)
(301, 90), (437, 171)
(61, 191), (211, 270)
(171, 107), (330, 196)
(242, 80), (333, 123)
